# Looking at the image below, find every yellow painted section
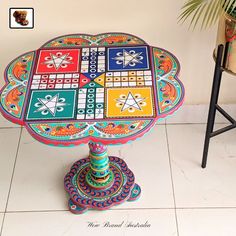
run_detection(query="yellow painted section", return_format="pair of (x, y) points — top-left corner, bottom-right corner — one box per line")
(106, 87), (154, 118)
(94, 74), (105, 87)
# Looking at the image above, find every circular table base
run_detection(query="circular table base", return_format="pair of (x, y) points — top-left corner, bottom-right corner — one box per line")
(64, 156), (141, 214)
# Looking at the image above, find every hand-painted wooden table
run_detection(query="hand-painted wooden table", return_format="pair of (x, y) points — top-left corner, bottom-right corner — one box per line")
(0, 33), (184, 214)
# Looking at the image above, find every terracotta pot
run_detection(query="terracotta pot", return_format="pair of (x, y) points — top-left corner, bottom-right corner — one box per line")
(215, 13), (236, 74)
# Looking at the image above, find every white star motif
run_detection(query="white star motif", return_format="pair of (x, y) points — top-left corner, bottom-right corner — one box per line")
(116, 92), (145, 112)
(113, 50), (143, 68)
(34, 94), (67, 116)
(44, 53), (72, 70)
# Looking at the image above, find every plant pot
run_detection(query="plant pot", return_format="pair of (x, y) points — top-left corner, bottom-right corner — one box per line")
(215, 12), (236, 74)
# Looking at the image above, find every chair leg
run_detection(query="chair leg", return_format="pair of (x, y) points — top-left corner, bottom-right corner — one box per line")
(201, 45), (224, 168)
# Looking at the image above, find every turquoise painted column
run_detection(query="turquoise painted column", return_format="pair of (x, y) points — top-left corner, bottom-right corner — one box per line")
(86, 142), (114, 189)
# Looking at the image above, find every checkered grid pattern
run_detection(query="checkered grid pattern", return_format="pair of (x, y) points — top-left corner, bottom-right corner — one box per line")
(77, 88), (104, 119)
(80, 47), (106, 75)
(105, 70), (152, 87)
(30, 74), (80, 90)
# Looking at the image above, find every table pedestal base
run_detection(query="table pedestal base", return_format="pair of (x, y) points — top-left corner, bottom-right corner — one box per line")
(64, 143), (141, 214)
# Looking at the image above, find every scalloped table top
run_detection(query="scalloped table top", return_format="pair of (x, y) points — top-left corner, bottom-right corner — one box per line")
(0, 33), (184, 146)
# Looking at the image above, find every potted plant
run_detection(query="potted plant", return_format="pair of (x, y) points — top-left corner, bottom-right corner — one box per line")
(179, 0), (236, 74)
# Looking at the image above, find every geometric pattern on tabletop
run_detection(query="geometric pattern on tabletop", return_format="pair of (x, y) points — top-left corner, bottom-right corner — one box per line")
(105, 70), (152, 87)
(26, 90), (76, 120)
(77, 87), (104, 120)
(106, 87), (155, 118)
(36, 49), (80, 74)
(30, 74), (80, 90)
(0, 32), (185, 146)
(80, 47), (105, 77)
(107, 46), (149, 71)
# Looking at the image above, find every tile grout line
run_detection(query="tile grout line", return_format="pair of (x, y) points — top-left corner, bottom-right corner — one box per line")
(165, 124), (180, 236)
(0, 127), (22, 130)
(165, 122), (230, 125)
(4, 127), (23, 211)
(5, 206), (236, 214)
(0, 127), (23, 236)
(175, 206), (236, 209)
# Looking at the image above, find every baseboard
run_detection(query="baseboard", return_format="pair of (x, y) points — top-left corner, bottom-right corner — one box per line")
(165, 104), (236, 124)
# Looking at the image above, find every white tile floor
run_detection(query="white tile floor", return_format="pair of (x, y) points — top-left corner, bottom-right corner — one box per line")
(0, 113), (236, 236)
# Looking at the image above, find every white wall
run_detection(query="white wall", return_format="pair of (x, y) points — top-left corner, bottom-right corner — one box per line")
(0, 0), (236, 104)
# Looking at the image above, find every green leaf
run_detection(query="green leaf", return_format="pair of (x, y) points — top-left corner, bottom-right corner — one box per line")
(193, 2), (208, 29)
(188, 4), (204, 28)
(201, 0), (215, 29)
(179, 0), (205, 25)
(224, 0), (234, 13)
(209, 0), (222, 26)
(182, 0), (203, 9)
(178, 2), (202, 22)
(179, 0), (236, 29)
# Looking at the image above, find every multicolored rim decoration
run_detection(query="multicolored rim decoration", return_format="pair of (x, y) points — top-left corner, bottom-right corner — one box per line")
(0, 32), (184, 146)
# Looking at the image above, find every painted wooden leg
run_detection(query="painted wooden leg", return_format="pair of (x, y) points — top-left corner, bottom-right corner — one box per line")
(68, 198), (88, 214)
(64, 141), (141, 214)
(85, 142), (114, 190)
(128, 183), (141, 202)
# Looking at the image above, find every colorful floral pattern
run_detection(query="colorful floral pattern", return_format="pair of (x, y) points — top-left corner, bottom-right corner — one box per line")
(0, 52), (35, 120)
(42, 33), (146, 48)
(152, 47), (183, 114)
